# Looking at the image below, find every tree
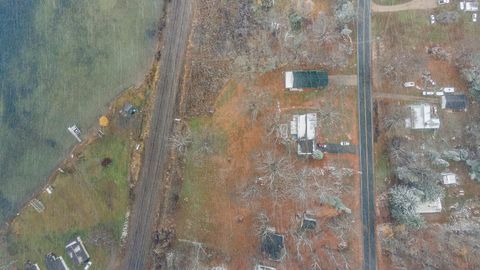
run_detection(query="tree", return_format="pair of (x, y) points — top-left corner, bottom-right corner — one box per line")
(244, 90), (270, 123)
(312, 150), (324, 160)
(415, 179), (444, 202)
(319, 194), (351, 214)
(289, 12), (304, 32)
(256, 151), (295, 190)
(467, 159), (480, 181)
(334, 0), (355, 26)
(169, 127), (192, 154)
(389, 185), (425, 228)
(458, 53), (480, 100)
(382, 106), (409, 135)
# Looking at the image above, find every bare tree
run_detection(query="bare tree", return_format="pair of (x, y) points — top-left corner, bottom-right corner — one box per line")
(382, 106), (409, 135)
(256, 151), (295, 190)
(169, 126), (192, 154)
(317, 105), (341, 129)
(255, 212), (271, 238)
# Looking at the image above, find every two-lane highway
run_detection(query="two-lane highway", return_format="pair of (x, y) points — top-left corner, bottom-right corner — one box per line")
(357, 0), (376, 269)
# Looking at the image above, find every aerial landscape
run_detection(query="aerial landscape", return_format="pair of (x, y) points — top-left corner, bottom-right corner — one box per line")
(1, 0), (480, 269)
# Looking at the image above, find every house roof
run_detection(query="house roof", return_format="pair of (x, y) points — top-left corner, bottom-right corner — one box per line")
(441, 94), (468, 110)
(65, 236), (90, 267)
(254, 265), (276, 270)
(261, 231), (285, 261)
(45, 253), (69, 270)
(416, 197), (442, 214)
(285, 71), (328, 89)
(441, 172), (457, 185)
(301, 216), (317, 230)
(405, 104), (440, 129)
(25, 262), (41, 270)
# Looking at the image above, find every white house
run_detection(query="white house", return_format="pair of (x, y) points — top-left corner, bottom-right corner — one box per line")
(291, 113), (318, 155)
(441, 172), (457, 185)
(416, 197), (442, 214)
(405, 104), (440, 129)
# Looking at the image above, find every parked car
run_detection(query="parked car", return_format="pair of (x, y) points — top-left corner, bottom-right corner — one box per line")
(460, 1), (465, 10)
(473, 13), (477, 22)
(435, 91), (445, 96)
(340, 141), (350, 146)
(443, 87), (455, 93)
(438, 0), (449, 4)
(404, 81), (415, 87)
(430, 14), (436, 24)
(423, 91), (435, 96)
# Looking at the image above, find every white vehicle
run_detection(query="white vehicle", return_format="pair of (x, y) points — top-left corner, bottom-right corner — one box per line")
(438, 0), (449, 4)
(340, 141), (350, 146)
(473, 13), (478, 22)
(460, 1), (465, 10)
(429, 79), (436, 86)
(404, 81), (415, 87)
(435, 91), (445, 96)
(423, 91), (435, 96)
(430, 14), (436, 24)
(443, 87), (455, 93)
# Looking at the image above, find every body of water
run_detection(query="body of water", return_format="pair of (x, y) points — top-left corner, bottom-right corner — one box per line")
(0, 0), (163, 221)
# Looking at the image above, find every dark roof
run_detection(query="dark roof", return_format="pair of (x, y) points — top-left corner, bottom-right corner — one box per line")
(45, 253), (69, 270)
(261, 232), (285, 261)
(65, 237), (90, 267)
(24, 262), (40, 270)
(298, 139), (315, 154)
(301, 217), (317, 230)
(444, 94), (468, 110)
(292, 71), (328, 89)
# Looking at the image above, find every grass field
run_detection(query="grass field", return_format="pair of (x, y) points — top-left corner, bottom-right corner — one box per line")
(6, 134), (131, 269)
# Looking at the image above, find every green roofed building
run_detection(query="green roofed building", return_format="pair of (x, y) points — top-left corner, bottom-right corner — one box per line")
(285, 70), (328, 91)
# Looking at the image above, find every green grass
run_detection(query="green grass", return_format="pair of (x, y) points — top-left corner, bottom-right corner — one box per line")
(176, 117), (227, 241)
(7, 134), (130, 269)
(375, 151), (392, 193)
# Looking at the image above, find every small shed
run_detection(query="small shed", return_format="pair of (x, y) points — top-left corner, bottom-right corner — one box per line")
(285, 70), (328, 91)
(65, 236), (91, 268)
(301, 215), (317, 230)
(441, 172), (457, 185)
(120, 102), (137, 117)
(416, 198), (442, 214)
(261, 230), (285, 261)
(441, 94), (468, 111)
(25, 262), (40, 270)
(45, 253), (69, 270)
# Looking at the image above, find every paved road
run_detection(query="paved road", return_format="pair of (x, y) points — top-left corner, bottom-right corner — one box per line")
(372, 0), (437, 12)
(357, 0), (377, 270)
(122, 1), (193, 269)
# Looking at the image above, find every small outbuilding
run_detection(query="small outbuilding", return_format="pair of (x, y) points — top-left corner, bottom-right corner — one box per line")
(441, 94), (468, 112)
(301, 215), (317, 230)
(120, 102), (137, 117)
(261, 229), (286, 261)
(45, 253), (69, 270)
(65, 236), (91, 269)
(441, 172), (457, 185)
(285, 70), (328, 91)
(25, 262), (40, 270)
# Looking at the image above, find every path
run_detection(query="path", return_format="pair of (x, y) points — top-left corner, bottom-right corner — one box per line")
(121, 1), (193, 269)
(372, 0), (437, 12)
(374, 92), (440, 102)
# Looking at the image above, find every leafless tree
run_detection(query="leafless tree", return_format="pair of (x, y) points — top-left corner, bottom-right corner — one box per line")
(317, 105), (341, 129)
(255, 212), (271, 238)
(256, 151), (295, 190)
(169, 126), (192, 154)
(382, 106), (409, 135)
(290, 229), (313, 261)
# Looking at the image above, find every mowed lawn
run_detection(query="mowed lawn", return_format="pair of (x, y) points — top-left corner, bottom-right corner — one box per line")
(7, 134), (130, 269)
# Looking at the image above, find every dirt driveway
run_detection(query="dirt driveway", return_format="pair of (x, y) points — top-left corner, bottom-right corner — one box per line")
(372, 0), (437, 12)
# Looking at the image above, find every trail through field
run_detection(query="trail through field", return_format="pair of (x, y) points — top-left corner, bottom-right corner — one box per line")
(372, 0), (437, 12)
